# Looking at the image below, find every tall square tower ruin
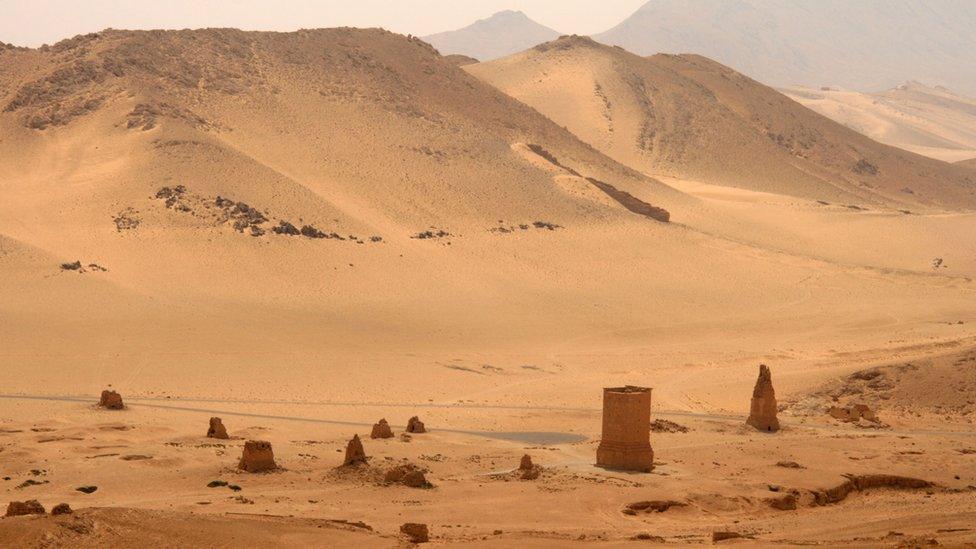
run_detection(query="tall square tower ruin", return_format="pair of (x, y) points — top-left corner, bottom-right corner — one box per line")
(596, 386), (654, 472)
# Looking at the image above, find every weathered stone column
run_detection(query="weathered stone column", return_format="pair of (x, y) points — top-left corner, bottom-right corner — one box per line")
(746, 364), (780, 432)
(596, 386), (654, 472)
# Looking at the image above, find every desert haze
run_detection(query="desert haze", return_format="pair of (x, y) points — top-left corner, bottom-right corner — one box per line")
(1, 10), (975, 549)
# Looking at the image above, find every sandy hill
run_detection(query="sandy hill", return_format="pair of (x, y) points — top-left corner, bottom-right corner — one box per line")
(783, 82), (976, 163)
(423, 10), (560, 62)
(594, 0), (976, 97)
(959, 158), (976, 170)
(2, 28), (976, 546)
(467, 37), (976, 208)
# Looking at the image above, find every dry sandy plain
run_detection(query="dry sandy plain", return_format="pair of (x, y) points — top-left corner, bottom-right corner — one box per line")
(1, 30), (975, 547)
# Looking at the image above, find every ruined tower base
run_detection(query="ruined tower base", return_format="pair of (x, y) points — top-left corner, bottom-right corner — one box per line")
(596, 386), (654, 473)
(596, 442), (654, 473)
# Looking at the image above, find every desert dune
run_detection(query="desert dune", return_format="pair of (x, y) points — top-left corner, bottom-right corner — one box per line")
(1, 28), (975, 546)
(782, 82), (976, 163)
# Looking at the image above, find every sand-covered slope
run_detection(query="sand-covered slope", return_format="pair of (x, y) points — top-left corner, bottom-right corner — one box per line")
(467, 37), (976, 209)
(782, 82), (976, 163)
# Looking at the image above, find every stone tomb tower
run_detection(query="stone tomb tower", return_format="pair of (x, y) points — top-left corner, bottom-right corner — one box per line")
(596, 386), (654, 472)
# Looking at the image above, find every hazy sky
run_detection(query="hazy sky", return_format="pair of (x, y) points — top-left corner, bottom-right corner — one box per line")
(0, 0), (649, 47)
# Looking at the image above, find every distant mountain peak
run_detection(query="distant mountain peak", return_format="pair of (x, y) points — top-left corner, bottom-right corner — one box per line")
(423, 10), (560, 62)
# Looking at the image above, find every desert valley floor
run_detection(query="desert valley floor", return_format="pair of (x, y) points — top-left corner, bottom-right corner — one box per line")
(1, 29), (975, 546)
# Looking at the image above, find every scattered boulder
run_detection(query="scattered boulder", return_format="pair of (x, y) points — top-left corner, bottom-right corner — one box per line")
(384, 463), (432, 488)
(406, 416), (426, 434)
(624, 500), (686, 514)
(775, 460), (804, 469)
(519, 454), (534, 471)
(746, 364), (780, 432)
(60, 260), (83, 271)
(713, 531), (744, 542)
(370, 419), (394, 439)
(51, 503), (72, 515)
(343, 434), (367, 466)
(828, 403), (880, 424)
(98, 390), (124, 410)
(766, 493), (798, 511)
(5, 500), (45, 517)
(272, 221), (301, 236)
(650, 418), (690, 433)
(207, 417), (229, 439)
(400, 522), (429, 543)
(75, 486), (97, 494)
(238, 440), (277, 473)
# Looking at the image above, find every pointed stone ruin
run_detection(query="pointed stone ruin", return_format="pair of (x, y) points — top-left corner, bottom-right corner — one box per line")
(406, 416), (426, 434)
(370, 418), (394, 439)
(518, 454), (541, 480)
(207, 417), (229, 439)
(343, 434), (368, 466)
(5, 500), (46, 517)
(746, 365), (780, 432)
(238, 440), (277, 473)
(98, 389), (124, 410)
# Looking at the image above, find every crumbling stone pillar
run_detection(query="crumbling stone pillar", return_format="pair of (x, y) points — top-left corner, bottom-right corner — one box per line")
(746, 364), (780, 432)
(596, 386), (654, 472)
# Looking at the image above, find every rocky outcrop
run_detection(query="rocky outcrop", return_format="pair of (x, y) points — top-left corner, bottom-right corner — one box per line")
(828, 404), (880, 424)
(99, 390), (124, 410)
(343, 434), (367, 466)
(746, 365), (779, 432)
(400, 522), (429, 543)
(370, 419), (394, 439)
(766, 492), (798, 510)
(5, 500), (46, 516)
(238, 440), (277, 473)
(51, 503), (73, 515)
(622, 500), (686, 515)
(207, 417), (229, 439)
(384, 463), (432, 488)
(406, 416), (426, 434)
(810, 474), (933, 506)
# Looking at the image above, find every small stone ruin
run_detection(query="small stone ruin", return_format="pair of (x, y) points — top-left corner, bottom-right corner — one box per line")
(99, 389), (125, 410)
(400, 522), (430, 543)
(343, 434), (368, 466)
(384, 463), (432, 488)
(370, 418), (394, 439)
(746, 365), (780, 432)
(207, 417), (229, 439)
(406, 416), (426, 434)
(239, 440), (277, 473)
(5, 500), (46, 517)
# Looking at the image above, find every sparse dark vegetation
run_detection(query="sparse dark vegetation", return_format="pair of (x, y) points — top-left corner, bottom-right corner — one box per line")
(853, 158), (879, 176)
(412, 230), (451, 240)
(272, 221), (301, 236)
